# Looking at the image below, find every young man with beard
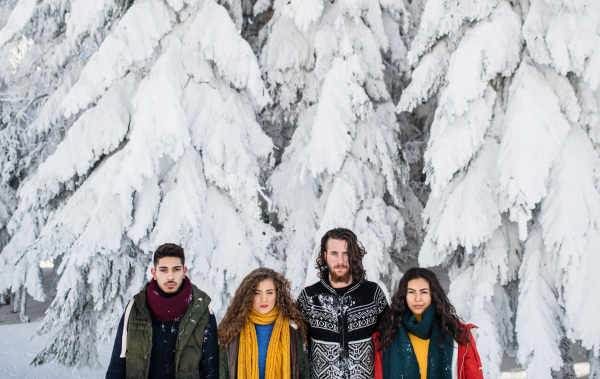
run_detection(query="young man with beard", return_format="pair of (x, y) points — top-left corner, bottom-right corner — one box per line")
(297, 228), (389, 379)
(106, 244), (218, 379)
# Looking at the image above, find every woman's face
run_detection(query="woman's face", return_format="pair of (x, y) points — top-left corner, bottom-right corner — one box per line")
(252, 279), (276, 314)
(406, 278), (431, 315)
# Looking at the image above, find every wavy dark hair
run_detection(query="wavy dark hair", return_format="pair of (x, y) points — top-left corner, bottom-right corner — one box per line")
(316, 228), (367, 283)
(217, 268), (307, 347)
(377, 267), (470, 351)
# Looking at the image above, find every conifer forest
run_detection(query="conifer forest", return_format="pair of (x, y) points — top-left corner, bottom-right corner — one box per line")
(0, 0), (599, 377)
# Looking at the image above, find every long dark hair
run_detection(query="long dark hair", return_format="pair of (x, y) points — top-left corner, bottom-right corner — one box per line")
(217, 268), (307, 347)
(377, 267), (470, 351)
(316, 228), (367, 283)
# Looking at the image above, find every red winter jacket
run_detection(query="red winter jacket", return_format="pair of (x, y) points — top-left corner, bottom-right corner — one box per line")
(373, 324), (484, 379)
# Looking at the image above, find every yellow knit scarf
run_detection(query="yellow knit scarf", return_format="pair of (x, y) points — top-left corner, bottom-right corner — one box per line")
(238, 306), (291, 379)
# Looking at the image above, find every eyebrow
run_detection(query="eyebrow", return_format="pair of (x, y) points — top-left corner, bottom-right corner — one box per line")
(407, 287), (429, 291)
(158, 265), (183, 269)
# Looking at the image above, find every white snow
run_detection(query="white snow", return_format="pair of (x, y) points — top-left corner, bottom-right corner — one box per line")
(1, 0), (599, 376)
(0, 320), (111, 378)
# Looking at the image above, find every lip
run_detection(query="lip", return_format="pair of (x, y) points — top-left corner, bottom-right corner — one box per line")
(166, 283), (176, 288)
(260, 305), (269, 308)
(413, 305), (423, 308)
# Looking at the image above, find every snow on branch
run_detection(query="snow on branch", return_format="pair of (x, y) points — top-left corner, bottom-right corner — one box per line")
(499, 61), (571, 240)
(61, 0), (172, 118)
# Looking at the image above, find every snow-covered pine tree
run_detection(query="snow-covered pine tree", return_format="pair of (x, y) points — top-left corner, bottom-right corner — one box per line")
(0, 0), (275, 367)
(0, 0), (134, 317)
(257, 0), (420, 296)
(400, 0), (600, 377)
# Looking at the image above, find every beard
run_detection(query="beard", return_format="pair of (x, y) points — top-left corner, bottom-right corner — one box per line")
(159, 280), (182, 294)
(328, 264), (351, 284)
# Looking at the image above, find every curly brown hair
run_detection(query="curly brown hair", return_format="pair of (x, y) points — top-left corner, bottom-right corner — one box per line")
(377, 267), (470, 351)
(217, 268), (307, 347)
(316, 228), (367, 283)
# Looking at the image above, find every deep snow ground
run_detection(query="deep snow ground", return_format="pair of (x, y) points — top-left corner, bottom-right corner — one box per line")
(0, 319), (112, 378)
(0, 268), (112, 378)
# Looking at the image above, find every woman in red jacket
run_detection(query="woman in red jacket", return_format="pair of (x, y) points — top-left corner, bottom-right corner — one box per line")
(374, 267), (483, 379)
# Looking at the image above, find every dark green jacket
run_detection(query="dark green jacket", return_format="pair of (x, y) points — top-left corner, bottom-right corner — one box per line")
(218, 323), (310, 379)
(125, 282), (211, 379)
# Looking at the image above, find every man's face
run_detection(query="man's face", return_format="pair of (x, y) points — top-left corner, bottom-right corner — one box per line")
(150, 257), (187, 294)
(324, 239), (351, 284)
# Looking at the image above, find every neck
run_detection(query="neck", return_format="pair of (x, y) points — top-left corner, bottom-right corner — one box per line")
(328, 273), (353, 289)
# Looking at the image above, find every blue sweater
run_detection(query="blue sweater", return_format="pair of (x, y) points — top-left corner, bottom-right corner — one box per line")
(105, 310), (218, 379)
(255, 323), (275, 379)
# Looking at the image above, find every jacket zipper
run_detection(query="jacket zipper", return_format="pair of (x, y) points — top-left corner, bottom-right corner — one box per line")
(340, 292), (346, 377)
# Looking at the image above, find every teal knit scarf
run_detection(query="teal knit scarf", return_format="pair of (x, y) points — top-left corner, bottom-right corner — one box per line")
(382, 305), (454, 379)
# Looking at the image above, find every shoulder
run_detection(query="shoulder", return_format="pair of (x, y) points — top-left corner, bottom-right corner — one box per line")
(356, 280), (386, 299)
(191, 283), (212, 304)
(132, 283), (149, 309)
(297, 282), (326, 305)
(302, 280), (326, 295)
(461, 323), (479, 341)
(360, 280), (380, 291)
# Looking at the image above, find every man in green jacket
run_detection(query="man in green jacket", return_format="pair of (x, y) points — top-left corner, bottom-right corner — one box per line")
(106, 243), (218, 379)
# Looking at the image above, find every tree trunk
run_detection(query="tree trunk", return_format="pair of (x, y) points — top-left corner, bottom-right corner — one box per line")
(19, 285), (29, 323)
(552, 337), (577, 379)
(590, 351), (600, 379)
(11, 287), (20, 313)
(0, 291), (9, 305)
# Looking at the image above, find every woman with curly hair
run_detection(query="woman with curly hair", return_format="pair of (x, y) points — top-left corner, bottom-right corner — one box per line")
(374, 267), (484, 379)
(218, 268), (309, 379)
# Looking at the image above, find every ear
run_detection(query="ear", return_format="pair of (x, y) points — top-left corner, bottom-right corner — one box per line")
(150, 267), (156, 280)
(183, 266), (188, 275)
(323, 251), (327, 261)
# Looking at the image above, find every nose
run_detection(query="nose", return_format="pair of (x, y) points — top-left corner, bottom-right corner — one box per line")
(415, 292), (422, 301)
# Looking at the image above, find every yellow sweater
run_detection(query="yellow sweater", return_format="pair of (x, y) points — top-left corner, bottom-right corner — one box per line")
(408, 314), (430, 379)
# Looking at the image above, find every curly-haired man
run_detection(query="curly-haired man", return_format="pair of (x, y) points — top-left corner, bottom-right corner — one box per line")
(297, 228), (389, 379)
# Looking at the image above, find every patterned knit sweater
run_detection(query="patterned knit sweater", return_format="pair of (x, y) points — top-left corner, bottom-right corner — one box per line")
(297, 277), (388, 379)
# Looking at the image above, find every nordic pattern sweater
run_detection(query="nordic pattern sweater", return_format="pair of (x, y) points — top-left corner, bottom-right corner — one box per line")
(105, 311), (219, 379)
(297, 276), (389, 379)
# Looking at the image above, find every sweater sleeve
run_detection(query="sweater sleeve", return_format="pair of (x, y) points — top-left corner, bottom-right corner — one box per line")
(199, 313), (219, 379)
(376, 286), (389, 324)
(296, 291), (311, 355)
(105, 312), (127, 379)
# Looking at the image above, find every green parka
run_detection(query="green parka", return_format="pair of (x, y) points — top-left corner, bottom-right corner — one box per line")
(124, 282), (211, 379)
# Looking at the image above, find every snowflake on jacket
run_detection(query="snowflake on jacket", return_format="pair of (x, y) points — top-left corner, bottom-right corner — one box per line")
(297, 277), (388, 379)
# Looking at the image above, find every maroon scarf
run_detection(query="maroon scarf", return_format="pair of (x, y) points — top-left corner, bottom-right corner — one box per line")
(146, 276), (193, 322)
